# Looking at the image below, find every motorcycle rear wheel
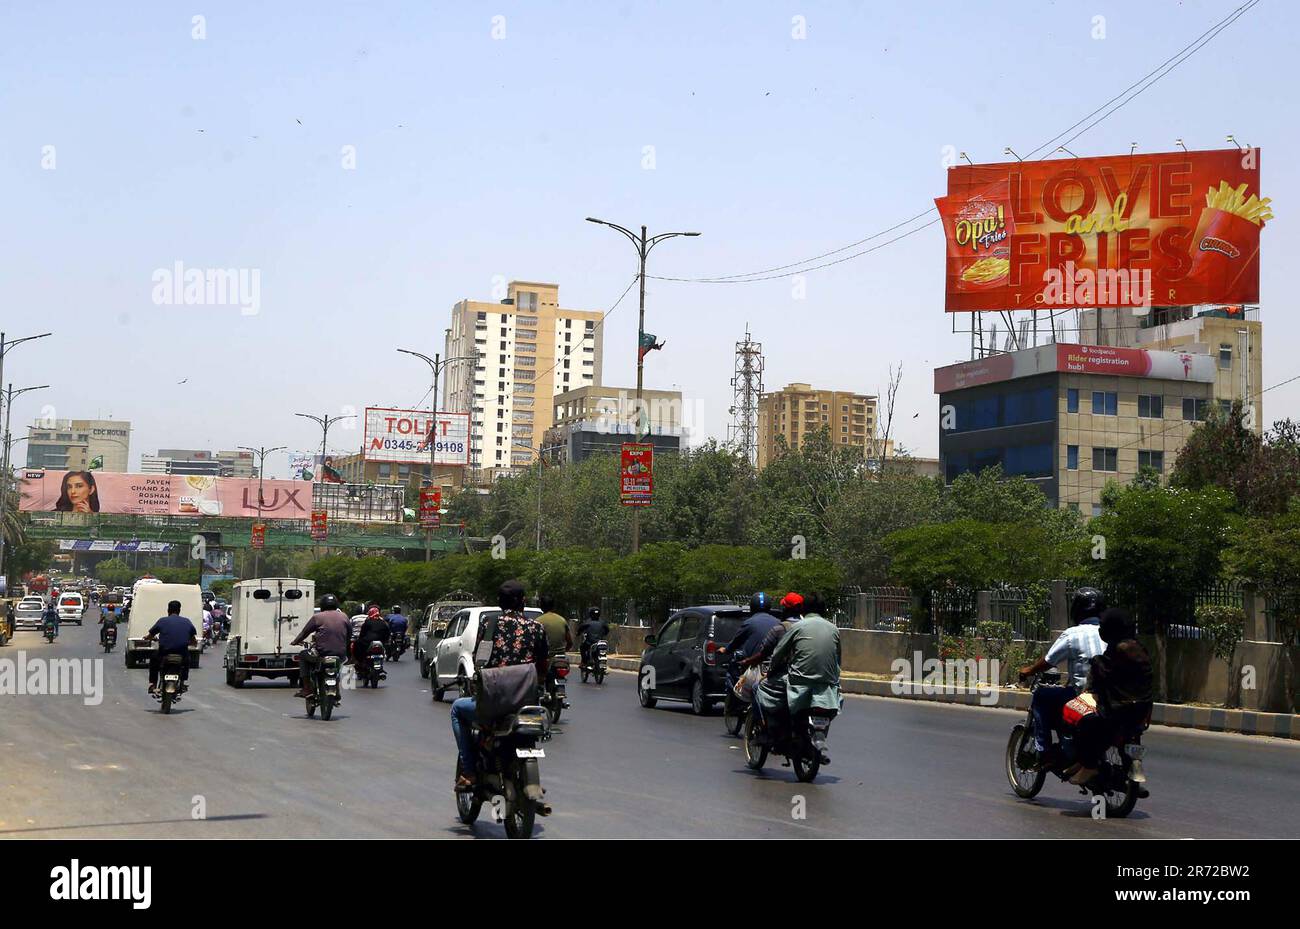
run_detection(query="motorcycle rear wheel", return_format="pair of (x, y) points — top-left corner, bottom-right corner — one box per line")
(581, 669), (589, 683)
(502, 778), (535, 839)
(1006, 723), (1046, 798)
(548, 702), (562, 724)
(595, 671), (605, 685)
(792, 750), (820, 783)
(306, 701), (316, 718)
(455, 761), (482, 824)
(743, 714), (768, 770)
(321, 699), (333, 721)
(161, 690), (174, 714)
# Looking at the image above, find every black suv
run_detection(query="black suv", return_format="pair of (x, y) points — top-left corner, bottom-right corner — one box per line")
(638, 606), (746, 715)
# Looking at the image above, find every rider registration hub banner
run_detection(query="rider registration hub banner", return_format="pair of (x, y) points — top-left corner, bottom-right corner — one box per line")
(19, 470), (312, 518)
(937, 148), (1269, 311)
(363, 407), (470, 466)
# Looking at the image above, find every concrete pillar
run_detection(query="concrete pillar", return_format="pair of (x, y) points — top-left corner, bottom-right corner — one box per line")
(1242, 584), (1267, 642)
(857, 592), (870, 630)
(1050, 580), (1069, 633)
(976, 590), (992, 624)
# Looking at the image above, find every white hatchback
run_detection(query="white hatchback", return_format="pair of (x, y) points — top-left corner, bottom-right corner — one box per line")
(430, 606), (542, 702)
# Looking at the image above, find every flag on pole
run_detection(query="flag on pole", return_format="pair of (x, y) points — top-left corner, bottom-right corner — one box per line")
(638, 331), (665, 362)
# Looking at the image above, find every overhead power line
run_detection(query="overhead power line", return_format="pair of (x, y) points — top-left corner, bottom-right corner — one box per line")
(647, 0), (1263, 285)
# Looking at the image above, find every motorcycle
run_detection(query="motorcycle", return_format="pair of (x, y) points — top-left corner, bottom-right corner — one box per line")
(385, 633), (410, 662)
(153, 654), (187, 714)
(358, 640), (387, 689)
(102, 623), (118, 653)
(742, 686), (838, 783)
(541, 654), (570, 724)
(1005, 669), (1148, 818)
(304, 651), (343, 720)
(455, 703), (551, 839)
(43, 616), (58, 643)
(579, 640), (607, 685)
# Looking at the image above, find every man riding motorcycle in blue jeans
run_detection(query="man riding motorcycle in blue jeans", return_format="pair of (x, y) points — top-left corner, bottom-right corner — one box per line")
(450, 580), (548, 792)
(1018, 587), (1107, 769)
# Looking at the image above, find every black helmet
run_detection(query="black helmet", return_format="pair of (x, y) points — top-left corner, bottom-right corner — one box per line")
(1070, 586), (1106, 624)
(320, 594), (339, 611)
(585, 606), (601, 621)
(498, 579), (526, 611)
(1099, 607), (1136, 644)
(803, 592), (827, 616)
(749, 591), (771, 614)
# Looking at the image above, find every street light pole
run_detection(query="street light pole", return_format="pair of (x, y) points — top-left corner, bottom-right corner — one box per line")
(237, 445), (286, 577)
(585, 218), (699, 553)
(398, 347), (480, 561)
(0, 383), (48, 582)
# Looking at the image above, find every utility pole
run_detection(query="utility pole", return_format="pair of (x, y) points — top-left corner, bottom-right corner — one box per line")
(585, 218), (699, 553)
(398, 346), (479, 561)
(0, 383), (48, 582)
(237, 445), (286, 577)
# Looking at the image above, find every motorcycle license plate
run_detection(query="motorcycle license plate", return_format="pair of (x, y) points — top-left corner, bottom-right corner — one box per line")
(164, 675), (180, 682)
(1125, 744), (1146, 759)
(515, 748), (545, 759)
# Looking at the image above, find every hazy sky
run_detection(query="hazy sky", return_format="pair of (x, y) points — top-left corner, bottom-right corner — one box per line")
(3, 0), (1292, 476)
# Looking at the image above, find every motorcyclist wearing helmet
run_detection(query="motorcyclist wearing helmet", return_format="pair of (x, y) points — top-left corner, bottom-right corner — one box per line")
(740, 592), (805, 669)
(1018, 586), (1107, 766)
(1071, 607), (1153, 784)
(754, 591), (841, 758)
(291, 594), (353, 700)
(718, 592), (782, 690)
(385, 605), (409, 640)
(575, 606), (609, 669)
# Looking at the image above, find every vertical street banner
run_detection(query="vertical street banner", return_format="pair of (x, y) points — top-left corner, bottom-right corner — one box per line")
(419, 487), (442, 528)
(310, 510), (328, 541)
(620, 443), (654, 506)
(251, 523), (266, 549)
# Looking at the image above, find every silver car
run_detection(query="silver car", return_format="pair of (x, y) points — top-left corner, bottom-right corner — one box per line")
(430, 606), (542, 702)
(14, 600), (47, 630)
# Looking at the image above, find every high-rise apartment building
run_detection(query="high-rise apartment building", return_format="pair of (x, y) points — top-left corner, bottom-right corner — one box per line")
(756, 384), (884, 469)
(444, 281), (603, 481)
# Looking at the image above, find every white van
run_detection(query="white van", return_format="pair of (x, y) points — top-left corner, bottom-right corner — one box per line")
(124, 582), (205, 669)
(224, 578), (315, 687)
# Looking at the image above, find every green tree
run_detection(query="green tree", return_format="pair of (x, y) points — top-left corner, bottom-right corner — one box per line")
(1090, 480), (1237, 700)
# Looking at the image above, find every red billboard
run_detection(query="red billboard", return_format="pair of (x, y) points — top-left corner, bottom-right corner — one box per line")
(620, 443), (654, 506)
(419, 487), (442, 528)
(938, 148), (1269, 311)
(251, 523), (266, 549)
(310, 510), (328, 541)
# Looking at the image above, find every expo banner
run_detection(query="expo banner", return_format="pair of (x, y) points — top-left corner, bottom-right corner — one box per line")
(620, 443), (654, 506)
(19, 470), (312, 518)
(938, 148), (1270, 311)
(363, 407), (470, 466)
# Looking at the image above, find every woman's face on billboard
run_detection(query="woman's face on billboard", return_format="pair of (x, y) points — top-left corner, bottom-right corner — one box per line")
(66, 475), (94, 510)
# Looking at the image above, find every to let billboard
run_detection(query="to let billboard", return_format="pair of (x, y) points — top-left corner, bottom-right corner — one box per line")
(938, 148), (1270, 311)
(363, 407), (470, 466)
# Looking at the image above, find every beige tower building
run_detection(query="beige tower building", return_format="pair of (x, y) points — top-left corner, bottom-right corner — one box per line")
(444, 281), (604, 481)
(757, 383), (885, 469)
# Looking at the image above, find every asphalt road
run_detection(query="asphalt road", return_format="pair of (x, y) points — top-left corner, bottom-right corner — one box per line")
(2, 606), (1298, 839)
